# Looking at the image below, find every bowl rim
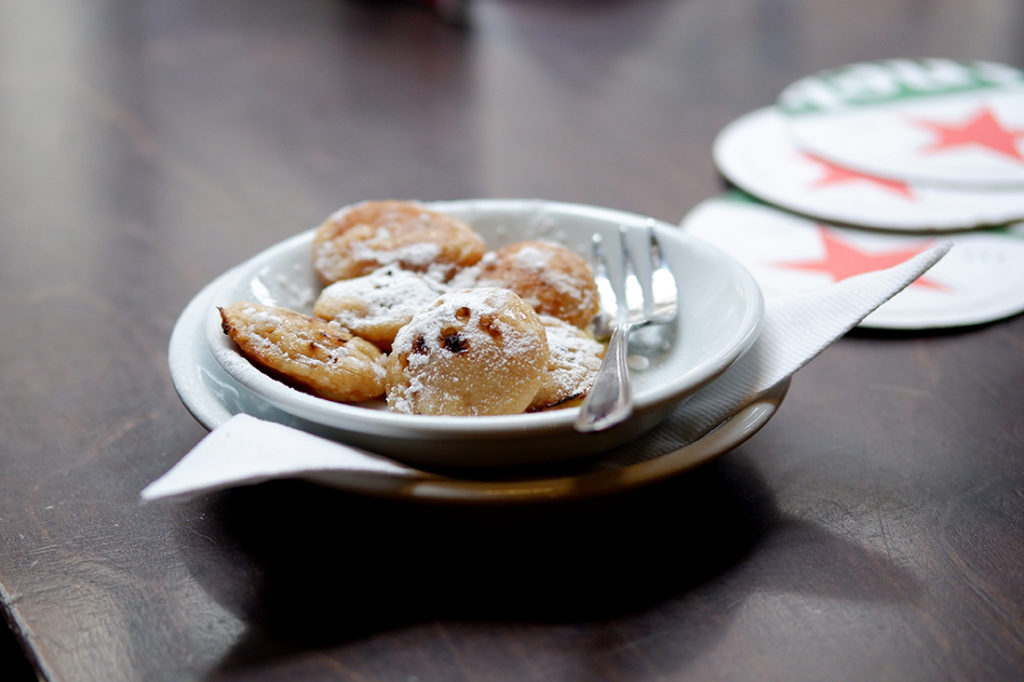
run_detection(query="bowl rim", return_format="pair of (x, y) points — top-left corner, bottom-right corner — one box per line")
(204, 198), (764, 439)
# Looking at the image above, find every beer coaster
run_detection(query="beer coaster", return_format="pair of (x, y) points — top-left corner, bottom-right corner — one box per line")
(680, 194), (1024, 329)
(777, 59), (1024, 189)
(713, 106), (1024, 231)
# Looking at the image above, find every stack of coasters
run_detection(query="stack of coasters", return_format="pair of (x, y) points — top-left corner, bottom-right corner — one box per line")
(685, 58), (1024, 329)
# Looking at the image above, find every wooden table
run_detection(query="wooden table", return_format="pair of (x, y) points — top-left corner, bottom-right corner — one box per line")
(2, 1), (1022, 680)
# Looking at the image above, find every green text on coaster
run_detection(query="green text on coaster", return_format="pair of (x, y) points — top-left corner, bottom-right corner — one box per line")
(681, 194), (1024, 330)
(777, 59), (1024, 189)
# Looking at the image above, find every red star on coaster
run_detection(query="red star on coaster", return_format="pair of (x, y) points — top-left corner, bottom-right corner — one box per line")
(772, 225), (948, 291)
(801, 152), (915, 199)
(912, 105), (1024, 162)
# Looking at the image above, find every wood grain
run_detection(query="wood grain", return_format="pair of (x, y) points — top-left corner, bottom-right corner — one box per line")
(2, 0), (1023, 680)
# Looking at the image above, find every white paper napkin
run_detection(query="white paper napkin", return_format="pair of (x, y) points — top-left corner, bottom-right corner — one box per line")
(142, 243), (950, 502)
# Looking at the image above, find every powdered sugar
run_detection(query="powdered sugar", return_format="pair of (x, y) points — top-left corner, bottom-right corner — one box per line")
(512, 244), (553, 270)
(392, 288), (540, 363)
(316, 267), (448, 333)
(230, 304), (382, 373)
(351, 239), (442, 270)
(387, 288), (550, 415)
(530, 316), (604, 410)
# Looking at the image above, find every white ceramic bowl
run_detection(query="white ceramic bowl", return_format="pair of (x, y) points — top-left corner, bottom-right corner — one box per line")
(204, 199), (763, 469)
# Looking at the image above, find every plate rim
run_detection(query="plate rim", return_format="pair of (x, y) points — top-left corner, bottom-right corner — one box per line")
(168, 259), (787, 505)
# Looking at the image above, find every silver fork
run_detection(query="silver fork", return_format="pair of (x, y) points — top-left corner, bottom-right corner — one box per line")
(574, 221), (678, 433)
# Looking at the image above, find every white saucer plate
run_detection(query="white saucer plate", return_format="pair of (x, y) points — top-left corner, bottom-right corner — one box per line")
(169, 266), (787, 504)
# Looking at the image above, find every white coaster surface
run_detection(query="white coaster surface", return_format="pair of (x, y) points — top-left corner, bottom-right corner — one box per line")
(714, 106), (1024, 231)
(681, 195), (1024, 329)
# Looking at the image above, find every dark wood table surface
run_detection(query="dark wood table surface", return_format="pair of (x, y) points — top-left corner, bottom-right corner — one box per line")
(3, 1), (1023, 680)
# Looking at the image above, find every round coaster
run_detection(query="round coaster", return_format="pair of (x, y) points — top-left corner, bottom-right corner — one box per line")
(714, 106), (1024, 231)
(680, 194), (1024, 329)
(777, 59), (1024, 189)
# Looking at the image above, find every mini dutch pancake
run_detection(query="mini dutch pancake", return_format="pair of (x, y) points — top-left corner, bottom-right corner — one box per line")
(312, 200), (486, 284)
(472, 240), (600, 329)
(313, 266), (449, 351)
(385, 287), (549, 416)
(219, 302), (385, 402)
(528, 315), (605, 412)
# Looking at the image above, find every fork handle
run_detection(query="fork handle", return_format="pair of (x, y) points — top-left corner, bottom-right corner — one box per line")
(573, 321), (633, 432)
